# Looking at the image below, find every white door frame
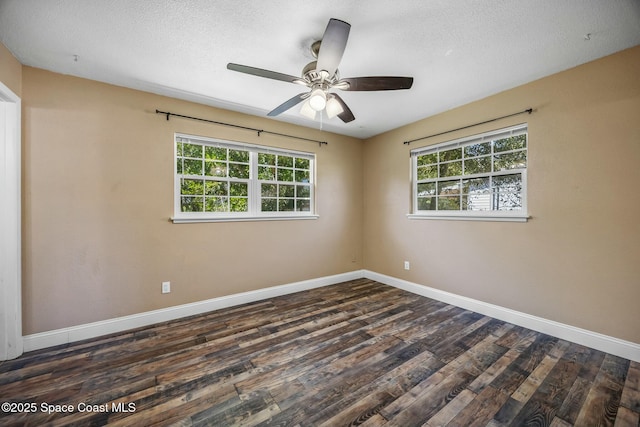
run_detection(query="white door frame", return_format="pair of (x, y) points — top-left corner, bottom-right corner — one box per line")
(0, 80), (22, 360)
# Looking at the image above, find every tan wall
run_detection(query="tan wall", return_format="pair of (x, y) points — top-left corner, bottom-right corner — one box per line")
(0, 41), (22, 96)
(363, 45), (640, 343)
(21, 67), (363, 334)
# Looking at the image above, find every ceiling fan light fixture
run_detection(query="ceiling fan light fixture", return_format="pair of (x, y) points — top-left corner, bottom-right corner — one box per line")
(308, 88), (327, 111)
(325, 96), (344, 119)
(227, 18), (414, 124)
(300, 100), (317, 119)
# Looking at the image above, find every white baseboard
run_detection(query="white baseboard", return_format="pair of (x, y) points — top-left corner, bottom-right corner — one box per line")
(22, 270), (365, 353)
(23, 269), (639, 363)
(363, 270), (640, 363)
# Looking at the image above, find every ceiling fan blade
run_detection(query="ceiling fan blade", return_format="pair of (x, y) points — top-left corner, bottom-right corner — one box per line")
(316, 19), (350, 78)
(227, 63), (301, 84)
(329, 93), (355, 123)
(340, 76), (414, 91)
(267, 93), (309, 116)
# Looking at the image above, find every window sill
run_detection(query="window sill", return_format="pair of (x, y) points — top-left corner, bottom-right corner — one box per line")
(171, 214), (320, 224)
(407, 213), (530, 222)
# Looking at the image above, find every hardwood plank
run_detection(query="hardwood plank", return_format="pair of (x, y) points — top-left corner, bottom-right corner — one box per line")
(422, 387), (475, 427)
(444, 386), (508, 427)
(620, 360), (640, 412)
(490, 333), (559, 396)
(574, 354), (630, 426)
(503, 343), (578, 426)
(613, 406), (639, 427)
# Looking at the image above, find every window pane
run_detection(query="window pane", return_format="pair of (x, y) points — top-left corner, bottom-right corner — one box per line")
(205, 146), (226, 160)
(463, 156), (491, 175)
(205, 161), (226, 177)
(230, 197), (248, 212)
(258, 166), (275, 181)
(230, 182), (248, 197)
(439, 147), (462, 162)
(494, 151), (526, 171)
(462, 177), (490, 195)
(462, 194), (491, 211)
(183, 143), (202, 158)
(259, 153), (276, 166)
(229, 149), (249, 162)
(278, 198), (295, 211)
(297, 200), (311, 212)
(296, 185), (310, 198)
(417, 182), (436, 196)
(181, 179), (203, 195)
(261, 183), (277, 197)
(229, 163), (250, 179)
(417, 197), (436, 210)
(438, 196), (460, 210)
(205, 197), (228, 212)
(493, 174), (523, 210)
(438, 180), (461, 195)
(277, 155), (293, 168)
(181, 196), (203, 212)
(295, 158), (310, 169)
(295, 169), (310, 183)
(439, 161), (462, 177)
(277, 168), (293, 182)
(261, 198), (277, 212)
(183, 159), (203, 176)
(176, 142), (183, 157)
(205, 181), (227, 196)
(493, 173), (522, 191)
(279, 184), (295, 198)
(494, 134), (526, 152)
(495, 192), (522, 210)
(176, 158), (183, 174)
(464, 142), (491, 157)
(417, 153), (437, 166)
(417, 165), (438, 179)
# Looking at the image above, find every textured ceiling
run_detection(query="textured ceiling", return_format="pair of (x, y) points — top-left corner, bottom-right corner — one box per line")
(1, 0), (639, 138)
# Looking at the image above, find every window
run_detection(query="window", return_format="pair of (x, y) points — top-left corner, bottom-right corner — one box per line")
(409, 124), (528, 221)
(174, 134), (316, 222)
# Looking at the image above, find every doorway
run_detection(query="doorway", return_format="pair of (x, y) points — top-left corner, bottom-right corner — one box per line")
(0, 81), (22, 360)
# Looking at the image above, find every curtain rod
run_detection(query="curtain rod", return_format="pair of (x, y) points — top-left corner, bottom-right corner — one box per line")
(403, 108), (533, 145)
(156, 110), (328, 146)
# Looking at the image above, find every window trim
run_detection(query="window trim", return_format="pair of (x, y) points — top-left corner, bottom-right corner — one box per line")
(408, 124), (530, 222)
(172, 133), (318, 223)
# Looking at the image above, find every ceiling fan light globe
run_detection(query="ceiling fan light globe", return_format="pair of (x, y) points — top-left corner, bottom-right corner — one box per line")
(300, 100), (317, 119)
(309, 89), (327, 111)
(325, 97), (344, 119)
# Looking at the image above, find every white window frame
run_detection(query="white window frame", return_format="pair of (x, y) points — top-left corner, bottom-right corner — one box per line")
(408, 124), (529, 222)
(172, 133), (318, 223)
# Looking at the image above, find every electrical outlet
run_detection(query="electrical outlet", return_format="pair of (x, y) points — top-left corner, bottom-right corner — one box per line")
(162, 281), (171, 294)
(404, 261), (410, 270)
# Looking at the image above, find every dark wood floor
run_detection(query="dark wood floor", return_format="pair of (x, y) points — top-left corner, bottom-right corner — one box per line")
(1, 279), (638, 426)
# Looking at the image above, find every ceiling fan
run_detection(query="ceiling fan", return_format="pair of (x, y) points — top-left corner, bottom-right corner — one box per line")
(227, 18), (414, 123)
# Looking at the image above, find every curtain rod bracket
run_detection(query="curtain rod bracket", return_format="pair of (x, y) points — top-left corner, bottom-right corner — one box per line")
(404, 108), (533, 146)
